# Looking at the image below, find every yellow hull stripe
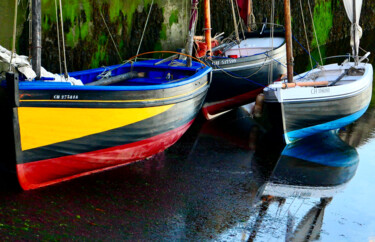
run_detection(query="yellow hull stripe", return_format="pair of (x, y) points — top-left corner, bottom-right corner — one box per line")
(18, 105), (174, 151)
(20, 82), (208, 103)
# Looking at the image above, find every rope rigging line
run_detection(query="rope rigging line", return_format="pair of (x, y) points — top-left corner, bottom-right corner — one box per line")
(230, 0), (240, 43)
(299, 0), (313, 70)
(54, 0), (62, 74)
(268, 0), (275, 84)
(209, 56), (271, 88)
(28, 0), (32, 60)
(99, 10), (123, 62)
(234, 0), (246, 40)
(58, 0), (69, 78)
(135, 0), (154, 62)
(10, 0), (19, 71)
(307, 0), (323, 66)
(291, 34), (320, 66)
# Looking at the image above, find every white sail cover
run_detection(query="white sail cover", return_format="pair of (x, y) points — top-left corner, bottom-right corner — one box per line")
(0, 45), (82, 85)
(343, 0), (363, 57)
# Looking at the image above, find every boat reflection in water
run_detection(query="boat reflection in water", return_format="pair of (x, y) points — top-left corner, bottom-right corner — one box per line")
(243, 131), (359, 242)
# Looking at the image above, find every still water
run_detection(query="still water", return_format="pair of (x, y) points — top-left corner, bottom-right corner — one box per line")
(1, 37), (375, 242)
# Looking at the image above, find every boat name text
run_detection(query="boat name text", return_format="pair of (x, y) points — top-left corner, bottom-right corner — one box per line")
(53, 95), (79, 100)
(213, 59), (237, 66)
(311, 87), (330, 94)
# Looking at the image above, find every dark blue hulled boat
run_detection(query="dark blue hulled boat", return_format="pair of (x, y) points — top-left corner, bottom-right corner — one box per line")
(201, 29), (286, 119)
(195, 0), (286, 119)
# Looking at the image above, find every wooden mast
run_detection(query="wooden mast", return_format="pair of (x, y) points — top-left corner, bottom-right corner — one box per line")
(247, 0), (252, 32)
(32, 0), (42, 79)
(204, 0), (212, 56)
(284, 0), (294, 83)
(186, 0), (199, 67)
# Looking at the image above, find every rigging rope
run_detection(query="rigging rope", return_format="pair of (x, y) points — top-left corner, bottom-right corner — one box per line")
(99, 10), (123, 61)
(307, 0), (323, 66)
(299, 0), (313, 70)
(54, 0), (62, 74)
(234, 0), (246, 40)
(268, 0), (275, 84)
(10, 0), (19, 71)
(230, 0), (240, 43)
(135, 0), (154, 62)
(58, 0), (69, 78)
(248, 0), (257, 31)
(28, 0), (32, 60)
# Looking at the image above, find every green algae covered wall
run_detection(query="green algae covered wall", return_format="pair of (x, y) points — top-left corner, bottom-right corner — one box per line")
(1, 0), (190, 72)
(34, 0), (190, 72)
(1, 0), (375, 72)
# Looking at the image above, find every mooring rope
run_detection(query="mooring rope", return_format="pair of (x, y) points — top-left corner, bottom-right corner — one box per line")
(135, 0), (154, 62)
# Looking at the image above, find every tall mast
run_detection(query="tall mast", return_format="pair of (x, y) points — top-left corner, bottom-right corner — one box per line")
(32, 0), (41, 79)
(284, 0), (293, 83)
(353, 0), (358, 65)
(204, 0), (212, 56)
(186, 0), (199, 67)
(247, 0), (252, 32)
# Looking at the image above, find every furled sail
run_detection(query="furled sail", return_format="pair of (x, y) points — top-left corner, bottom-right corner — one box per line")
(343, 0), (363, 58)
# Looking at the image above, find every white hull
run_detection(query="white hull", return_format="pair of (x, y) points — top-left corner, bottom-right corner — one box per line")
(264, 62), (373, 143)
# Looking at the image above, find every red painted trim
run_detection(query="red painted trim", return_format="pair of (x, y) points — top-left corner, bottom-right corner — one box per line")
(17, 120), (194, 190)
(202, 87), (264, 119)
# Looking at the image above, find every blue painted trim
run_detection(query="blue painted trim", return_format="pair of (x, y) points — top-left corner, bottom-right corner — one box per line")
(19, 60), (211, 91)
(285, 104), (370, 143)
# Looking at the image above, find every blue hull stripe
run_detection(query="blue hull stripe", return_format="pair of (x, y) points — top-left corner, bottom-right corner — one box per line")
(285, 104), (370, 143)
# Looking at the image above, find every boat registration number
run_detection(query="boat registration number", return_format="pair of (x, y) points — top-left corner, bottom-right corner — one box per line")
(53, 94), (79, 100)
(311, 87), (330, 94)
(213, 59), (237, 66)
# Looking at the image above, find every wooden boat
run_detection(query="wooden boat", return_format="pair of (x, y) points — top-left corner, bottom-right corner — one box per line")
(196, 0), (287, 119)
(1, 0), (212, 190)
(3, 59), (211, 190)
(263, 0), (373, 143)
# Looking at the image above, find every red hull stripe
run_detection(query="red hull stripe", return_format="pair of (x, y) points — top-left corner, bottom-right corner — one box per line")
(202, 87), (264, 119)
(17, 119), (194, 190)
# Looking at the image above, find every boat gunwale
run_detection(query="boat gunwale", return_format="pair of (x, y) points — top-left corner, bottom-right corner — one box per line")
(17, 60), (212, 91)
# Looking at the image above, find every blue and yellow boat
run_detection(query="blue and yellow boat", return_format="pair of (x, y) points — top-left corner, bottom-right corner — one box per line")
(3, 59), (211, 190)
